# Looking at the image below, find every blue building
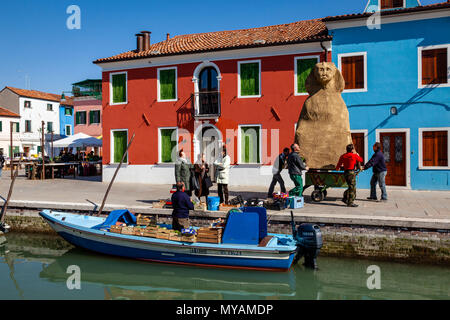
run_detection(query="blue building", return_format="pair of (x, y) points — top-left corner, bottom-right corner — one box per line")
(323, 1), (450, 190)
(59, 98), (74, 137)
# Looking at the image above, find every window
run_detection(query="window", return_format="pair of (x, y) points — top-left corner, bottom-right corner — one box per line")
(89, 110), (101, 124)
(381, 0), (403, 9)
(112, 130), (128, 163)
(65, 125), (71, 136)
(110, 72), (127, 104)
(24, 100), (31, 108)
(239, 125), (261, 164)
(339, 53), (367, 91)
(47, 122), (53, 133)
(47, 103), (53, 111)
(238, 61), (261, 97)
(295, 56), (319, 95)
(75, 111), (87, 125)
(14, 123), (19, 133)
(9, 146), (19, 157)
(0, 121), (2, 132)
(65, 107), (73, 116)
(25, 120), (32, 132)
(420, 129), (449, 168)
(420, 46), (449, 87)
(158, 67), (177, 101)
(159, 128), (177, 163)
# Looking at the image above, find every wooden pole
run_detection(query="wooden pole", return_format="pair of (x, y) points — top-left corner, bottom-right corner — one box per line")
(10, 123), (13, 179)
(96, 133), (135, 217)
(0, 158), (21, 229)
(41, 121), (45, 180)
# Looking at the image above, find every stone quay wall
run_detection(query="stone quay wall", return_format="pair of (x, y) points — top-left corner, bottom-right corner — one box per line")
(3, 207), (449, 266)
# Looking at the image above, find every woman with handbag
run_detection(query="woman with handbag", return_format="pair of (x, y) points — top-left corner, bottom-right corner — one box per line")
(194, 153), (211, 203)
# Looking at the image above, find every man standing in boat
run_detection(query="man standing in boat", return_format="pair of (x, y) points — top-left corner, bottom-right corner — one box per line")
(171, 182), (194, 231)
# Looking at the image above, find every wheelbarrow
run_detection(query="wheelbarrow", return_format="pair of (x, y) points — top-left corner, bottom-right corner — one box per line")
(303, 169), (362, 202)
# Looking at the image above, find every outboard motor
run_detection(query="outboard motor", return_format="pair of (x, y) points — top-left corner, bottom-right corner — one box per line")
(0, 222), (10, 234)
(290, 211), (323, 269)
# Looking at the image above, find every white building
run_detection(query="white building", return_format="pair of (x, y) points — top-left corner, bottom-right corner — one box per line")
(0, 107), (20, 158)
(0, 87), (62, 158)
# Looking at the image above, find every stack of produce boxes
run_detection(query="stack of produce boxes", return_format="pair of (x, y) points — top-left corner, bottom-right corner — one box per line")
(196, 227), (223, 244)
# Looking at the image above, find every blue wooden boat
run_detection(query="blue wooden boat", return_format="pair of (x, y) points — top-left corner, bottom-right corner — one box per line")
(39, 207), (322, 271)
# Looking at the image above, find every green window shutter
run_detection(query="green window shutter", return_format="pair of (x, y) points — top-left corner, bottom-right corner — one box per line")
(240, 63), (260, 96)
(113, 131), (128, 163)
(89, 111), (94, 124)
(75, 112), (80, 124)
(37, 146), (41, 153)
(112, 73), (126, 104)
(47, 122), (53, 133)
(241, 127), (260, 163)
(159, 69), (176, 100)
(297, 58), (318, 93)
(160, 129), (176, 163)
(15, 123), (19, 132)
(0, 121), (2, 132)
(66, 126), (71, 135)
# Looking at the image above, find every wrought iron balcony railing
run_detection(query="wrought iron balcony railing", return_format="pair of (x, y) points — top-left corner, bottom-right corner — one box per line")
(191, 91), (221, 119)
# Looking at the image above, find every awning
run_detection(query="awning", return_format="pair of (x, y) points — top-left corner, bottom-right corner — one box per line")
(53, 133), (102, 148)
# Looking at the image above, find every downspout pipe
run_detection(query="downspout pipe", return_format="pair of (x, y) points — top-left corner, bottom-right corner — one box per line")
(320, 41), (328, 62)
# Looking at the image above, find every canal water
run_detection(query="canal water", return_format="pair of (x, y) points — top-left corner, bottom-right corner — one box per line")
(0, 233), (448, 300)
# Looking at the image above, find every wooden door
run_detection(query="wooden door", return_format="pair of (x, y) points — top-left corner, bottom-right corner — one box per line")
(380, 132), (406, 186)
(351, 132), (365, 163)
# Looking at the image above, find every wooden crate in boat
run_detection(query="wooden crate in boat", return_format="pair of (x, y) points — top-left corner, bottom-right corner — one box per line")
(136, 214), (157, 226)
(181, 235), (197, 243)
(121, 226), (135, 235)
(197, 227), (222, 244)
(110, 225), (122, 233)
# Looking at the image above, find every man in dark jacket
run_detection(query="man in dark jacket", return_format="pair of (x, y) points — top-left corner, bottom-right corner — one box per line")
(364, 142), (388, 201)
(287, 144), (308, 197)
(171, 182), (194, 231)
(267, 147), (290, 198)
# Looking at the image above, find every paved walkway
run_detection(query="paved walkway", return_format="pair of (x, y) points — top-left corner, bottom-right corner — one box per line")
(1, 172), (449, 228)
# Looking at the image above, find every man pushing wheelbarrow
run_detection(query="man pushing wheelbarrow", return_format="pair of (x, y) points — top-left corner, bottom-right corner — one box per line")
(335, 144), (364, 207)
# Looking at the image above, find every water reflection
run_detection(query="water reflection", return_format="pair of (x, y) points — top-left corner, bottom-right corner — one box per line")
(1, 233), (448, 300)
(40, 248), (298, 300)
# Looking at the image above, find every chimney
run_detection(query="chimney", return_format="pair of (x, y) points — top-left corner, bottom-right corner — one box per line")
(135, 33), (144, 52)
(141, 31), (151, 51)
(166, 33), (170, 41)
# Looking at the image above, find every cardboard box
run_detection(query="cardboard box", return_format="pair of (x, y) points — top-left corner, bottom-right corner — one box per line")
(287, 196), (304, 209)
(194, 202), (207, 211)
(152, 200), (166, 209)
(219, 204), (240, 212)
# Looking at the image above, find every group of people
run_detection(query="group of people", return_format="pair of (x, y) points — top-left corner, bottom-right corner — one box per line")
(172, 147), (231, 231)
(171, 141), (388, 231)
(268, 142), (388, 207)
(59, 150), (100, 162)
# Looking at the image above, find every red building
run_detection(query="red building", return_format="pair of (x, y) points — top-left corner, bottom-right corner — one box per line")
(94, 19), (332, 185)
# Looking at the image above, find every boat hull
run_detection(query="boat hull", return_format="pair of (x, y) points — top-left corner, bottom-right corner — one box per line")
(40, 211), (296, 271)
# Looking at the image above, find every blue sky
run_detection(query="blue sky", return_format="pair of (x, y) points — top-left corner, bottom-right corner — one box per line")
(0, 0), (443, 95)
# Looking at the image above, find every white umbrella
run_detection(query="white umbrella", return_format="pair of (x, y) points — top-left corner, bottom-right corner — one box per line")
(53, 133), (102, 148)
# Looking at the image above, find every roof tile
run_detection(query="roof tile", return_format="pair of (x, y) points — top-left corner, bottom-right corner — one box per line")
(94, 19), (331, 64)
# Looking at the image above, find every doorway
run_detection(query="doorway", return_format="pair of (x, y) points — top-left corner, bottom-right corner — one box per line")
(379, 131), (408, 186)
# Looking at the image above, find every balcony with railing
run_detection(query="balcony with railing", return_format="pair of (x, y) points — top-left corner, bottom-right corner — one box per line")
(191, 91), (221, 119)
